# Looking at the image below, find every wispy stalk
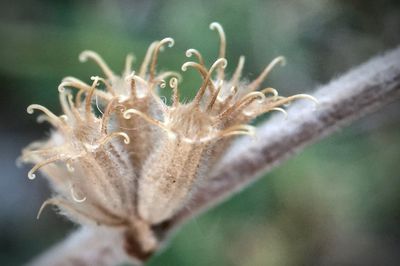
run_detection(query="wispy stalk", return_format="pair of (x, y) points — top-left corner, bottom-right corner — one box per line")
(29, 47), (400, 266)
(29, 227), (133, 266)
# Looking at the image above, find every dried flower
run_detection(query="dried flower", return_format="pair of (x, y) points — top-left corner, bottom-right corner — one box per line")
(21, 22), (317, 255)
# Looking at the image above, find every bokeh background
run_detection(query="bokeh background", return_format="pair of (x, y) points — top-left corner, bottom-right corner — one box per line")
(1, 0), (400, 265)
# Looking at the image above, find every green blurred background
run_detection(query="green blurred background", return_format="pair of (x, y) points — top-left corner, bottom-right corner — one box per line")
(1, 0), (400, 265)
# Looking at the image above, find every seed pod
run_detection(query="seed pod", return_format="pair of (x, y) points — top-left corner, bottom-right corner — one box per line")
(21, 22), (317, 255)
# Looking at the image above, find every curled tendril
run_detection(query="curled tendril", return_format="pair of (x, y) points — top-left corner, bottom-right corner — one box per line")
(181, 61), (209, 77)
(169, 77), (180, 107)
(210, 22), (227, 81)
(192, 58), (228, 107)
(154, 71), (182, 83)
(185, 49), (205, 66)
(248, 56), (286, 90)
(123, 108), (171, 133)
(99, 132), (131, 146)
(28, 154), (67, 180)
(270, 94), (319, 108)
(94, 76), (114, 95)
(58, 77), (111, 101)
(261, 87), (279, 98)
(70, 184), (87, 203)
(149, 38), (175, 81)
(129, 74), (168, 110)
(169, 77), (179, 88)
(27, 105), (65, 129)
(271, 107), (288, 118)
(219, 91), (266, 119)
(159, 80), (167, 89)
(219, 124), (256, 138)
(79, 51), (115, 80)
(84, 77), (100, 120)
(36, 198), (125, 226)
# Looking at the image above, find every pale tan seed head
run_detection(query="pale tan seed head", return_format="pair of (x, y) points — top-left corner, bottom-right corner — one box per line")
(21, 22), (317, 251)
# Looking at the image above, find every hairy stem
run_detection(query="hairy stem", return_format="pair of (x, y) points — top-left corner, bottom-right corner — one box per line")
(28, 227), (135, 266)
(29, 47), (400, 265)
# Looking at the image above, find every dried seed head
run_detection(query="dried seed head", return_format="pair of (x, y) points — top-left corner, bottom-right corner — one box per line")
(21, 22), (317, 252)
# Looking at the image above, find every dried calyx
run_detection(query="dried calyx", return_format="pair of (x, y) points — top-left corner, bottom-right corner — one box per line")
(21, 22), (317, 257)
